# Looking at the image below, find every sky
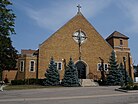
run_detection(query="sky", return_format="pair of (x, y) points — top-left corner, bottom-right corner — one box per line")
(10, 0), (138, 64)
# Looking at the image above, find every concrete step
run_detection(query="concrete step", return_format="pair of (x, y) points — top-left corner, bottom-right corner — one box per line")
(80, 79), (99, 87)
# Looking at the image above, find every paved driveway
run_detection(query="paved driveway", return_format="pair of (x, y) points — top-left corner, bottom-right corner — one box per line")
(0, 86), (138, 104)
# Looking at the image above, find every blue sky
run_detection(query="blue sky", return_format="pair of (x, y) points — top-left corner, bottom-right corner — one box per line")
(11, 0), (138, 64)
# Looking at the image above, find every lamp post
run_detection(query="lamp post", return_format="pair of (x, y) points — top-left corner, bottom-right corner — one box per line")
(123, 57), (127, 86)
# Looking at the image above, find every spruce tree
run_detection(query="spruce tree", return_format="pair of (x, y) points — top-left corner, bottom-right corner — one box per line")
(44, 57), (60, 86)
(0, 0), (17, 80)
(118, 63), (124, 86)
(106, 51), (122, 85)
(134, 65), (138, 77)
(119, 63), (132, 86)
(62, 58), (79, 87)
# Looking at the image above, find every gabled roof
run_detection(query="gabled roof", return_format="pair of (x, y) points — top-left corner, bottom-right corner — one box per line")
(21, 49), (36, 55)
(106, 31), (129, 40)
(40, 11), (113, 51)
(40, 12), (95, 46)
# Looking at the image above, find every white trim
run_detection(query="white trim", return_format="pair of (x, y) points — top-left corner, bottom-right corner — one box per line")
(72, 30), (87, 44)
(20, 60), (24, 72)
(97, 63), (101, 71)
(97, 63), (109, 71)
(104, 63), (109, 71)
(55, 62), (62, 71)
(29, 60), (35, 72)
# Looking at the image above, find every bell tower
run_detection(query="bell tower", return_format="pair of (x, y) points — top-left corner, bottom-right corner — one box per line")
(106, 31), (129, 52)
(106, 31), (134, 80)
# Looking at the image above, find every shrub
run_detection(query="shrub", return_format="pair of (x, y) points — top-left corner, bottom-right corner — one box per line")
(25, 78), (36, 85)
(37, 79), (45, 85)
(11, 80), (25, 85)
(120, 85), (138, 90)
(25, 78), (45, 85)
(125, 85), (133, 90)
(133, 85), (138, 90)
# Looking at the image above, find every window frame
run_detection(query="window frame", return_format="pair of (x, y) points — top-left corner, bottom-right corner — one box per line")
(120, 39), (123, 46)
(97, 63), (101, 71)
(55, 62), (62, 71)
(104, 63), (108, 71)
(97, 63), (108, 71)
(20, 60), (24, 72)
(29, 60), (35, 72)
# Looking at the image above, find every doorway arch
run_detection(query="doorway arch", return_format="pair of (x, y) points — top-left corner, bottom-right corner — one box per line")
(75, 61), (87, 79)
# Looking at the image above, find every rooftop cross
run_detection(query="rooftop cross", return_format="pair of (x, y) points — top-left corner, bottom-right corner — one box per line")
(77, 4), (81, 14)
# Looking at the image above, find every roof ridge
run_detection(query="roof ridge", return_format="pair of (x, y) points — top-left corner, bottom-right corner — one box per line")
(106, 31), (129, 40)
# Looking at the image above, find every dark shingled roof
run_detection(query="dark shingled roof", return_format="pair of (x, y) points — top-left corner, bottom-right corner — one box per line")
(106, 31), (129, 40)
(21, 49), (36, 55)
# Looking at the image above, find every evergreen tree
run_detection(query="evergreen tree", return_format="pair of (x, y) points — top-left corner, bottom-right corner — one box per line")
(44, 57), (60, 86)
(118, 63), (124, 86)
(134, 65), (138, 77)
(119, 63), (132, 86)
(0, 0), (17, 80)
(106, 51), (122, 85)
(62, 58), (79, 87)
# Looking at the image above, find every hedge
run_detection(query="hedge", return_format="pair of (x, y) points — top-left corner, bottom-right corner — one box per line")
(11, 79), (45, 85)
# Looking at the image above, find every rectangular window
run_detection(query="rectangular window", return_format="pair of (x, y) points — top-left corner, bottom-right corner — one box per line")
(97, 63), (101, 71)
(120, 40), (123, 46)
(20, 60), (24, 72)
(29, 60), (35, 72)
(55, 62), (62, 70)
(104, 63), (108, 71)
(97, 63), (108, 71)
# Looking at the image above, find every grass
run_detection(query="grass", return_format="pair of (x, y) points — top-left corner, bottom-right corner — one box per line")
(3, 85), (46, 90)
(3, 85), (65, 90)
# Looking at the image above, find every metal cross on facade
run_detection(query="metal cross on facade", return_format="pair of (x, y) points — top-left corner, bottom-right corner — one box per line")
(72, 29), (87, 60)
(77, 4), (81, 14)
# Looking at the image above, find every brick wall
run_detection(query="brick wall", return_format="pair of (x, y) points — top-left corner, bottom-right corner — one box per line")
(38, 14), (113, 79)
(3, 70), (17, 81)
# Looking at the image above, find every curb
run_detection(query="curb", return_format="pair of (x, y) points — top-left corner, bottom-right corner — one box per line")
(115, 88), (138, 93)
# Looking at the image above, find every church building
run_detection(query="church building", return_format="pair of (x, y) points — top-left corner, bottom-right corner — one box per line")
(2, 6), (134, 81)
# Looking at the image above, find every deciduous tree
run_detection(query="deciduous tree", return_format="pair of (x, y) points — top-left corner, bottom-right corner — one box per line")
(0, 0), (17, 80)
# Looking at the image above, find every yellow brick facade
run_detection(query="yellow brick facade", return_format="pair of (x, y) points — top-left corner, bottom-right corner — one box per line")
(2, 70), (17, 82)
(16, 50), (37, 80)
(38, 13), (134, 80)
(3, 12), (134, 81)
(38, 13), (113, 79)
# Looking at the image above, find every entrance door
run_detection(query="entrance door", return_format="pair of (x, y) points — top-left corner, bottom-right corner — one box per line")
(75, 61), (86, 79)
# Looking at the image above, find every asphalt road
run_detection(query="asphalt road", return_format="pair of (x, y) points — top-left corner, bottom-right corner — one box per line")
(0, 86), (138, 104)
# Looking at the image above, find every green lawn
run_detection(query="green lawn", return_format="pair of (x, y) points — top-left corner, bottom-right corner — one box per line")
(3, 85), (64, 90)
(3, 85), (46, 90)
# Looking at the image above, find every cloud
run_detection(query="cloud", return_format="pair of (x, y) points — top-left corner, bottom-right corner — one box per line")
(13, 0), (138, 34)
(20, 0), (112, 31)
(119, 0), (138, 33)
(79, 0), (112, 18)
